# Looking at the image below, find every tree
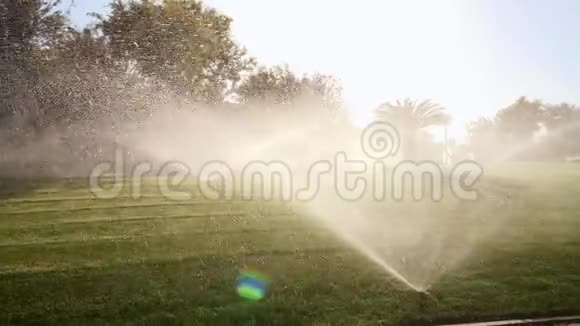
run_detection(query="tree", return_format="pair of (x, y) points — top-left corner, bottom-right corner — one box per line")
(375, 99), (450, 160)
(0, 0), (68, 55)
(539, 103), (580, 159)
(0, 0), (69, 128)
(495, 97), (543, 144)
(300, 73), (343, 112)
(236, 65), (302, 107)
(236, 65), (343, 112)
(486, 97), (544, 160)
(466, 98), (580, 162)
(97, 0), (254, 103)
(54, 27), (110, 67)
(467, 117), (498, 162)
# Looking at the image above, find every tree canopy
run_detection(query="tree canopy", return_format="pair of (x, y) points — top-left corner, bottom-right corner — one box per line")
(375, 99), (450, 160)
(1, 0), (580, 164)
(236, 65), (343, 111)
(98, 0), (254, 102)
(467, 98), (580, 161)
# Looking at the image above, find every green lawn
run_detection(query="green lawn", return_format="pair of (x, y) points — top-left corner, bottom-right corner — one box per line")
(1, 163), (579, 325)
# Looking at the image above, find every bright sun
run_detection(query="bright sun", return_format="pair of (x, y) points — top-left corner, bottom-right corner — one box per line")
(209, 0), (494, 142)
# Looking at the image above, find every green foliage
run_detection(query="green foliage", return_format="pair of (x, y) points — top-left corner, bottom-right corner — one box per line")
(0, 0), (68, 54)
(495, 97), (544, 144)
(98, 0), (254, 102)
(0, 0), (70, 120)
(467, 97), (580, 161)
(237, 65), (303, 106)
(1, 0), (578, 165)
(237, 65), (343, 111)
(375, 99), (450, 160)
(375, 99), (450, 129)
(54, 28), (110, 67)
(467, 117), (498, 162)
(537, 102), (580, 159)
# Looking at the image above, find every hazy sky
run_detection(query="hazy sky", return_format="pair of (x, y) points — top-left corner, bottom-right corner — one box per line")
(63, 0), (580, 139)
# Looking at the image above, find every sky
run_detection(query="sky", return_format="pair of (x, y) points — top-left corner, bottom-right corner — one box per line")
(62, 0), (580, 140)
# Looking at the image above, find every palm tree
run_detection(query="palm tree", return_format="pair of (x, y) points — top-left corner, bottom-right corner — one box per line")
(375, 98), (450, 160)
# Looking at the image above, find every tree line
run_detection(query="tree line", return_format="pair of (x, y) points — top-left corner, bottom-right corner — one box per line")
(0, 1), (342, 136)
(1, 0), (579, 164)
(466, 97), (580, 162)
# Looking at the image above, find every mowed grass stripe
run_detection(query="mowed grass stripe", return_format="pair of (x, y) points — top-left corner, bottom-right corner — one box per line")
(0, 214), (311, 245)
(0, 229), (343, 272)
(0, 193), (205, 204)
(0, 205), (295, 229)
(0, 211), (264, 228)
(0, 199), (293, 215)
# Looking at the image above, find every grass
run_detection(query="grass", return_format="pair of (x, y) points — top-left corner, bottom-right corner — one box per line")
(0, 163), (579, 325)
